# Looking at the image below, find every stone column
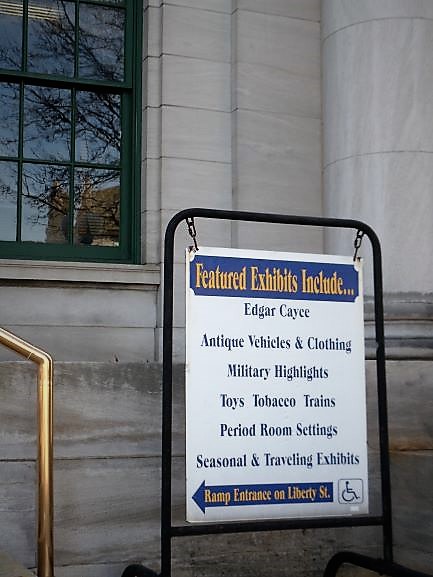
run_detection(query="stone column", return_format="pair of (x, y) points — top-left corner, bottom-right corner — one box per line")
(322, 0), (433, 357)
(322, 2), (433, 571)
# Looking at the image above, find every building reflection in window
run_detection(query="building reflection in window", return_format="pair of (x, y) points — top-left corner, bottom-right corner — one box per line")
(74, 169), (120, 246)
(44, 169), (120, 246)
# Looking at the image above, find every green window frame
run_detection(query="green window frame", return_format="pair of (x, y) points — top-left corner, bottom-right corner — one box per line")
(0, 0), (142, 263)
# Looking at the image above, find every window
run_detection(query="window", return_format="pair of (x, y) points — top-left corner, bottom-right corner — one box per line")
(0, 0), (142, 262)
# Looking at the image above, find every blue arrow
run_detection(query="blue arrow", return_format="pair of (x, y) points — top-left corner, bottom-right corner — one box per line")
(192, 481), (333, 513)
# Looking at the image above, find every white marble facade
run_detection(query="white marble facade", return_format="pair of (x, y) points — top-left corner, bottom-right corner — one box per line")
(0, 2), (432, 576)
(0, 4), (430, 358)
(144, 1), (323, 360)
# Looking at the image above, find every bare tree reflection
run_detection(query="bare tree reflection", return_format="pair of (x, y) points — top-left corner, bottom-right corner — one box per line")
(18, 165), (120, 245)
(0, 0), (125, 246)
(24, 86), (71, 161)
(21, 165), (69, 243)
(75, 90), (121, 164)
(79, 2), (125, 82)
(0, 84), (19, 155)
(27, 0), (124, 80)
(74, 171), (120, 246)
(28, 1), (75, 76)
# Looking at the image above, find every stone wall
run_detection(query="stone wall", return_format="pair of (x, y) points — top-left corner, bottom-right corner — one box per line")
(0, 262), (159, 363)
(0, 360), (431, 576)
(0, 2), (432, 576)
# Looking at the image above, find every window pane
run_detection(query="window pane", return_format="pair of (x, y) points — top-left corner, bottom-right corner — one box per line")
(74, 168), (119, 246)
(75, 90), (120, 164)
(28, 0), (75, 77)
(91, 0), (125, 5)
(0, 84), (20, 157)
(0, 1), (22, 70)
(22, 163), (69, 243)
(24, 85), (71, 161)
(79, 4), (124, 81)
(0, 161), (18, 241)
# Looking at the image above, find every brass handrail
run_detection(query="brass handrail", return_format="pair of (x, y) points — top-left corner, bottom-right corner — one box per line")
(0, 328), (54, 577)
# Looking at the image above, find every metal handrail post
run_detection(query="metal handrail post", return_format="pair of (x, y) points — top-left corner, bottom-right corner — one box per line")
(0, 328), (54, 577)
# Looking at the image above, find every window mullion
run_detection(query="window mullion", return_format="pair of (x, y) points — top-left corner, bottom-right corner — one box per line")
(17, 0), (29, 241)
(16, 81), (25, 242)
(75, 0), (80, 79)
(69, 1), (79, 246)
(22, 0), (29, 72)
(69, 87), (77, 245)
(131, 0), (142, 262)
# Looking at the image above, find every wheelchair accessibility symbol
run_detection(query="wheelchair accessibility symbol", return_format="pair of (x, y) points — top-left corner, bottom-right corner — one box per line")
(338, 479), (364, 504)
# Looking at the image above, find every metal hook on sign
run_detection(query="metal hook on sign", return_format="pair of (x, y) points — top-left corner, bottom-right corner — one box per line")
(353, 229), (365, 262)
(186, 216), (199, 252)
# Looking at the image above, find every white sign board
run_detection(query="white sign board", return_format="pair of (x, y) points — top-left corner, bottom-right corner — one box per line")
(186, 247), (368, 523)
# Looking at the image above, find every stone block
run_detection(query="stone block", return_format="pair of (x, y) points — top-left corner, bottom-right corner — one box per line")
(144, 106), (162, 160)
(162, 106), (231, 164)
(160, 157), (232, 211)
(235, 0), (320, 21)
(162, 5), (231, 62)
(165, 0), (232, 13)
(0, 285), (157, 328)
(234, 221), (324, 255)
(0, 462), (36, 568)
(145, 56), (162, 109)
(145, 6), (162, 57)
(236, 61), (320, 118)
(162, 55), (230, 112)
(141, 207), (162, 265)
(391, 451), (433, 573)
(234, 109), (321, 213)
(0, 362), (186, 460)
(322, 0), (433, 40)
(0, 326), (156, 362)
(235, 10), (320, 77)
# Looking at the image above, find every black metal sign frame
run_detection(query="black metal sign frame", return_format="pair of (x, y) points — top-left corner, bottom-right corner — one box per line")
(123, 208), (431, 577)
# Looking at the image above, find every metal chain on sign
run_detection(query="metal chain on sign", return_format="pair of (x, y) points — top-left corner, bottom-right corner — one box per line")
(353, 229), (365, 261)
(186, 216), (199, 252)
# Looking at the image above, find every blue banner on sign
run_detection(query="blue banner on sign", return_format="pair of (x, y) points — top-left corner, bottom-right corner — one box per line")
(192, 481), (333, 513)
(190, 255), (358, 302)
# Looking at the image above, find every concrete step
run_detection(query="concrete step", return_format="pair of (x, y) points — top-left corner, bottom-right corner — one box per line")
(0, 552), (35, 577)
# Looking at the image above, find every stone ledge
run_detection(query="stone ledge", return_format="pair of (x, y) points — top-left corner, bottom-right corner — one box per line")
(364, 293), (433, 359)
(0, 259), (160, 287)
